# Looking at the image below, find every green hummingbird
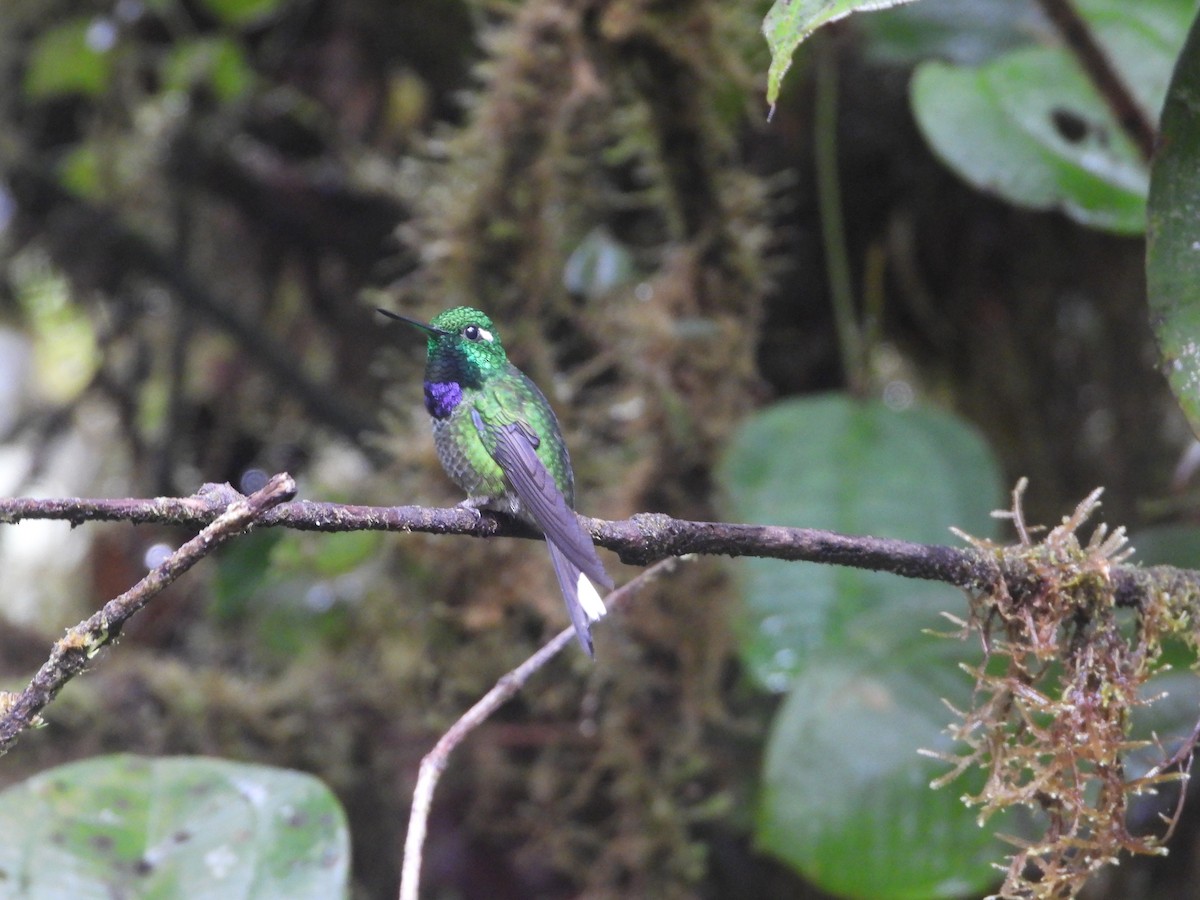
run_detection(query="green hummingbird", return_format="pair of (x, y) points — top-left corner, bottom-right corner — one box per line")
(378, 306), (613, 656)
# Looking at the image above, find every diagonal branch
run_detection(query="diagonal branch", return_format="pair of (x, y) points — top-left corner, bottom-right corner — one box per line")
(398, 557), (686, 900)
(0, 474), (297, 756)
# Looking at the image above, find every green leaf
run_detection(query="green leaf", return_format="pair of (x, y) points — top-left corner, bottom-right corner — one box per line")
(213, 529), (283, 620)
(910, 0), (1195, 235)
(763, 0), (922, 109)
(312, 530), (382, 578)
(13, 263), (101, 403)
(25, 18), (115, 99)
(1147, 6), (1200, 437)
(199, 0), (285, 28)
(562, 227), (636, 300)
(58, 143), (104, 200)
(163, 37), (255, 101)
(0, 755), (350, 899)
(759, 651), (1009, 899)
(716, 394), (1001, 690)
(911, 48), (1148, 234)
(1087, 0), (1199, 117)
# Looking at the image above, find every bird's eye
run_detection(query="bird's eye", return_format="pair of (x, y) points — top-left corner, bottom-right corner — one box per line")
(463, 324), (480, 341)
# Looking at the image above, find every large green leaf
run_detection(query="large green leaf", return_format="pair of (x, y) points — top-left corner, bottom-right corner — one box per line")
(1088, 0), (1199, 116)
(0, 755), (350, 899)
(717, 394), (1000, 689)
(912, 48), (1147, 234)
(718, 394), (1006, 897)
(759, 650), (1008, 899)
(1147, 6), (1200, 437)
(911, 0), (1195, 235)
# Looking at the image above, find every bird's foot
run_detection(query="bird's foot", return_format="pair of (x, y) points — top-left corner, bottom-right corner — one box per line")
(458, 496), (509, 523)
(459, 495), (520, 519)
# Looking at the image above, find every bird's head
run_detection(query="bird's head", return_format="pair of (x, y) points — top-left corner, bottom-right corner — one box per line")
(378, 306), (508, 383)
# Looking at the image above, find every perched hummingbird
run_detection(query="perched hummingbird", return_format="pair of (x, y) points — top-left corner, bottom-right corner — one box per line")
(378, 306), (613, 656)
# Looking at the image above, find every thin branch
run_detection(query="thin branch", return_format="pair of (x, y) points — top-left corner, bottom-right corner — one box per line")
(398, 557), (685, 900)
(0, 485), (1193, 610)
(0, 473), (297, 755)
(1035, 0), (1157, 162)
(0, 486), (987, 580)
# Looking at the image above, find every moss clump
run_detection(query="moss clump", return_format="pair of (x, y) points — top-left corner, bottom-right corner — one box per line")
(931, 481), (1187, 899)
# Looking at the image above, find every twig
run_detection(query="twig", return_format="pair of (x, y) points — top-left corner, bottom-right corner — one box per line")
(1035, 0), (1157, 161)
(0, 473), (297, 755)
(398, 557), (685, 900)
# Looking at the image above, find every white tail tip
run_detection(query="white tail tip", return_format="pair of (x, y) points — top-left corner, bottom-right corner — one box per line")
(576, 572), (608, 622)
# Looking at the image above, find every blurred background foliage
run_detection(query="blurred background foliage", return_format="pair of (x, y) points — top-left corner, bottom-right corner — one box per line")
(3, 0), (1200, 897)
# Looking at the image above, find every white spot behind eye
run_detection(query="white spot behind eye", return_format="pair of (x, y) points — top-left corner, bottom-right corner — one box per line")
(477, 328), (494, 342)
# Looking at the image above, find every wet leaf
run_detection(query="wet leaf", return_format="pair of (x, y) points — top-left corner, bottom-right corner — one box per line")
(717, 393), (1000, 689)
(910, 0), (1195, 234)
(0, 755), (350, 899)
(759, 651), (1009, 899)
(718, 394), (1007, 897)
(1147, 6), (1200, 437)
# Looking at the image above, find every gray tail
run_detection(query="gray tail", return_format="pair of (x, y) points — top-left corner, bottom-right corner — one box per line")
(547, 541), (603, 657)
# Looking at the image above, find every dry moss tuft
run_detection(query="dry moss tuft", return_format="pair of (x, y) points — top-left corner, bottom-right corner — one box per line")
(929, 480), (1189, 899)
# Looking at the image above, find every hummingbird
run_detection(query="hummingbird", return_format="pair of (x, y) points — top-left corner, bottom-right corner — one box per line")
(378, 306), (613, 656)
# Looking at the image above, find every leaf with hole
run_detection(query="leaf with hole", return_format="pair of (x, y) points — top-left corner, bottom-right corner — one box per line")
(911, 0), (1194, 234)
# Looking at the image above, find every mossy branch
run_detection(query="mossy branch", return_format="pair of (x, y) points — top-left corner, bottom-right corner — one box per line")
(3, 479), (1197, 607)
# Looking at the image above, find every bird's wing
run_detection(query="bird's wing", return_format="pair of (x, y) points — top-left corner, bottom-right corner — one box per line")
(471, 408), (613, 593)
